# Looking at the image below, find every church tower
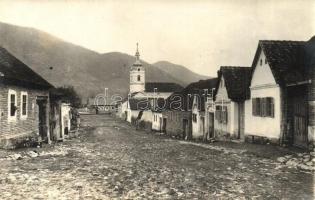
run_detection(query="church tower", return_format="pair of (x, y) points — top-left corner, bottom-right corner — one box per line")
(130, 43), (145, 94)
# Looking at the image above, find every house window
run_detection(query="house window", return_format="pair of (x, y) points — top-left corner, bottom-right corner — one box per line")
(138, 68), (140, 71)
(8, 89), (17, 121)
(21, 92), (28, 118)
(252, 97), (274, 117)
(192, 113), (197, 122)
(137, 75), (141, 82)
(215, 105), (228, 124)
(260, 59), (262, 66)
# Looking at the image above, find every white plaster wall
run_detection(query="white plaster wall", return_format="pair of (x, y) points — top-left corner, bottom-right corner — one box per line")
(130, 70), (145, 93)
(61, 103), (71, 139)
(214, 76), (233, 135)
(245, 49), (281, 139)
(192, 106), (201, 138)
(152, 112), (163, 131)
(141, 110), (152, 122)
(232, 102), (239, 136)
(245, 87), (281, 138)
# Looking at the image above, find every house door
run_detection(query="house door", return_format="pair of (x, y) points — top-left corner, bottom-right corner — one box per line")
(162, 118), (167, 133)
(201, 116), (205, 135)
(37, 98), (48, 142)
(208, 113), (214, 138)
(292, 96), (308, 147)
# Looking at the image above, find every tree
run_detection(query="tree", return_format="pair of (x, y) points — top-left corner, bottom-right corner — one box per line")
(51, 86), (81, 108)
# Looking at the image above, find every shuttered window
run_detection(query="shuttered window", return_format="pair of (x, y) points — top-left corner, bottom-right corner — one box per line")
(252, 97), (274, 118)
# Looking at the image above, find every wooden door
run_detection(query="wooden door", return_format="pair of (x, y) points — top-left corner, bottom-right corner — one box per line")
(208, 113), (214, 138)
(162, 118), (167, 133)
(37, 99), (48, 142)
(293, 96), (308, 147)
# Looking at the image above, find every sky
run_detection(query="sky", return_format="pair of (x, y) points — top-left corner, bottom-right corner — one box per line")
(0, 0), (314, 77)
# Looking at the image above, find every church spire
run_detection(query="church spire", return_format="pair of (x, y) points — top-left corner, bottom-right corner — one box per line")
(135, 42), (140, 61)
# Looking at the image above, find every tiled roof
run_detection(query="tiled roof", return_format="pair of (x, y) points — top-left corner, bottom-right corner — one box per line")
(0, 47), (52, 89)
(128, 98), (151, 111)
(145, 82), (183, 93)
(166, 78), (218, 111)
(151, 98), (168, 112)
(252, 40), (308, 86)
(216, 67), (251, 102)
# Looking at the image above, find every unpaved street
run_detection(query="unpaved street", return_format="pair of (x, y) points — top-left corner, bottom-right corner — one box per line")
(0, 114), (313, 199)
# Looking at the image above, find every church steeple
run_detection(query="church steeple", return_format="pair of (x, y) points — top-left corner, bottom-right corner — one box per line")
(130, 43), (145, 94)
(135, 42), (140, 61)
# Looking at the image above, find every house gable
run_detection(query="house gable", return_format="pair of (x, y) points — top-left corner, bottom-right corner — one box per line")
(215, 76), (229, 102)
(251, 49), (277, 88)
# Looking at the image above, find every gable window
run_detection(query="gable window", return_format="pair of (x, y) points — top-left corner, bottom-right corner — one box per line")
(260, 59), (262, 66)
(21, 92), (28, 119)
(252, 97), (274, 117)
(8, 89), (17, 121)
(137, 75), (141, 82)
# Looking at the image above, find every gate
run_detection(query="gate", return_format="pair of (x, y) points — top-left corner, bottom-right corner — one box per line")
(292, 96), (308, 147)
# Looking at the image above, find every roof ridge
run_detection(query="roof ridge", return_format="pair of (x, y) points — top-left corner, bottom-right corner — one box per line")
(259, 40), (305, 44)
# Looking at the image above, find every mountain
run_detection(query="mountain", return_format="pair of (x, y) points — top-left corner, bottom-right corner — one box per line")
(0, 22), (195, 99)
(153, 61), (211, 84)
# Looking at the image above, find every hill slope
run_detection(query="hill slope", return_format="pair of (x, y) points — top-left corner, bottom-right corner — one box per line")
(153, 61), (211, 84)
(0, 22), (193, 98)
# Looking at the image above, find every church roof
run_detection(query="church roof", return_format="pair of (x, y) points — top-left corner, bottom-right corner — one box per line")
(145, 82), (183, 93)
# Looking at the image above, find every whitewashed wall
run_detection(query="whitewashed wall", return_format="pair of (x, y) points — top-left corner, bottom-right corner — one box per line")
(244, 50), (281, 139)
(152, 112), (163, 131)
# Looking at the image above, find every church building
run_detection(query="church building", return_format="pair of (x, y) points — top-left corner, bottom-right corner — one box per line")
(129, 43), (183, 100)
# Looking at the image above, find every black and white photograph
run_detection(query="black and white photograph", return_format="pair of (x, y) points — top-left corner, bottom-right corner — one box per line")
(0, 0), (314, 199)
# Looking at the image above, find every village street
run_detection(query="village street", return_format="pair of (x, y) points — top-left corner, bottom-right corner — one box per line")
(0, 114), (313, 200)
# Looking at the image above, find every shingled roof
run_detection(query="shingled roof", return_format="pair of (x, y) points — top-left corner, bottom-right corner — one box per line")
(145, 82), (183, 93)
(0, 47), (53, 89)
(216, 67), (251, 102)
(252, 40), (308, 86)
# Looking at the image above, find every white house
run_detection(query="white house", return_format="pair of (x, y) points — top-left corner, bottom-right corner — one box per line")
(244, 39), (314, 148)
(191, 93), (205, 139)
(214, 66), (251, 141)
(188, 78), (218, 140)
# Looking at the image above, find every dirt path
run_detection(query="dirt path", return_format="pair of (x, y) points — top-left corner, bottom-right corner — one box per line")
(0, 114), (313, 199)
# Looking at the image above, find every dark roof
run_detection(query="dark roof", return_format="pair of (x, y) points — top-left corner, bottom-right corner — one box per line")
(128, 98), (151, 111)
(145, 82), (183, 93)
(305, 36), (315, 79)
(0, 47), (53, 89)
(251, 40), (308, 86)
(166, 78), (218, 111)
(152, 98), (168, 113)
(216, 67), (251, 102)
